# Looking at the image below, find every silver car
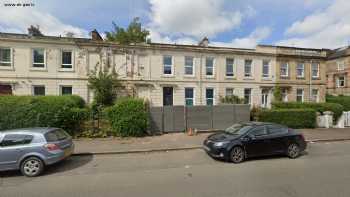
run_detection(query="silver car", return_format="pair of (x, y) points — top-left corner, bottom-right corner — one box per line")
(0, 128), (74, 177)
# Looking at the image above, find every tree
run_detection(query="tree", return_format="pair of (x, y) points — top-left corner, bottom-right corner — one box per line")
(105, 17), (150, 44)
(273, 86), (282, 102)
(27, 25), (44, 36)
(88, 64), (120, 107)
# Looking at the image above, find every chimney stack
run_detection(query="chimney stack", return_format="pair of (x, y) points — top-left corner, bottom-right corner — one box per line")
(198, 37), (209, 47)
(91, 29), (103, 41)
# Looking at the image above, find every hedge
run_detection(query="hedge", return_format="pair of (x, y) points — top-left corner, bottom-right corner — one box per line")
(272, 102), (344, 121)
(106, 98), (148, 137)
(0, 95), (88, 135)
(326, 95), (350, 111)
(258, 108), (317, 129)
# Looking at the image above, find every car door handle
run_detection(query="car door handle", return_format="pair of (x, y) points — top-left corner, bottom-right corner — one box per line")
(15, 148), (24, 152)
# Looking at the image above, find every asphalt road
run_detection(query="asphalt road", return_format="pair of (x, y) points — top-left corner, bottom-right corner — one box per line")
(1, 141), (350, 197)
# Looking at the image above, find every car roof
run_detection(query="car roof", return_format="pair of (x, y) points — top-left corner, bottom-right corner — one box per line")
(240, 122), (281, 127)
(0, 127), (59, 134)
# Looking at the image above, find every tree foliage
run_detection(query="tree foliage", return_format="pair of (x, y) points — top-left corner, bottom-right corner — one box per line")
(27, 25), (44, 36)
(220, 95), (245, 104)
(105, 17), (150, 44)
(273, 86), (282, 102)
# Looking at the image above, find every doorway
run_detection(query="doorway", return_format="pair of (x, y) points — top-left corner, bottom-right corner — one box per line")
(163, 87), (173, 106)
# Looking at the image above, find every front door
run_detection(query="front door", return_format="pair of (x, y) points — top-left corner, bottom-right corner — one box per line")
(163, 87), (173, 106)
(243, 126), (272, 157)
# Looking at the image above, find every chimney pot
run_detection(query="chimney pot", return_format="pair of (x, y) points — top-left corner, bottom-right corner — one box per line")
(91, 29), (103, 41)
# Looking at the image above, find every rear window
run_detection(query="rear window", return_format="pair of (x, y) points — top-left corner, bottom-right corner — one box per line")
(44, 129), (70, 142)
(0, 134), (33, 147)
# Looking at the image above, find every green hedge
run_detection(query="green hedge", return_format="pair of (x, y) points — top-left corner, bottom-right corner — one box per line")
(0, 96), (88, 135)
(258, 108), (317, 129)
(272, 102), (343, 121)
(106, 98), (148, 137)
(326, 95), (350, 111)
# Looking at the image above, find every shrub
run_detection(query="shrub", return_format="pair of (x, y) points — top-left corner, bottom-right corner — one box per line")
(258, 108), (316, 129)
(0, 96), (87, 136)
(106, 98), (148, 137)
(220, 95), (245, 104)
(326, 95), (350, 111)
(272, 102), (344, 121)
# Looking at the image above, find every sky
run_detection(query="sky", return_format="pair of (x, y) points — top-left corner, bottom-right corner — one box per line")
(0, 0), (349, 49)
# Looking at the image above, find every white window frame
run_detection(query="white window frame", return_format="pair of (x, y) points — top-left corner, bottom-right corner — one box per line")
(337, 76), (346, 88)
(311, 63), (320, 78)
(226, 58), (235, 78)
(0, 47), (13, 69)
(280, 62), (289, 77)
(32, 85), (45, 96)
(184, 56), (194, 76)
(60, 50), (74, 71)
(244, 59), (253, 78)
(337, 61), (345, 71)
(311, 89), (319, 103)
(281, 89), (288, 102)
(31, 48), (46, 70)
(205, 88), (215, 105)
(296, 89), (304, 102)
(184, 87), (195, 106)
(205, 57), (215, 77)
(296, 63), (305, 78)
(262, 60), (270, 78)
(163, 55), (173, 76)
(225, 88), (234, 97)
(60, 85), (73, 95)
(244, 88), (252, 104)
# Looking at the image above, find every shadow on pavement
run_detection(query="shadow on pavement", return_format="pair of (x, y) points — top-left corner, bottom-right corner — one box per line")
(0, 154), (94, 178)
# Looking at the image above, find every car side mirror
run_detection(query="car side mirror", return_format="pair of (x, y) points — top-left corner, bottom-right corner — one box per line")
(242, 136), (252, 142)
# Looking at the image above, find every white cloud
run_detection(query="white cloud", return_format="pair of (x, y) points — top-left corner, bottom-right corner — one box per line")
(0, 5), (88, 37)
(279, 0), (350, 48)
(148, 0), (243, 39)
(211, 27), (272, 49)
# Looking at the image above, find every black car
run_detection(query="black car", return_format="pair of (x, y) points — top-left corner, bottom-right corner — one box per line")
(203, 122), (307, 163)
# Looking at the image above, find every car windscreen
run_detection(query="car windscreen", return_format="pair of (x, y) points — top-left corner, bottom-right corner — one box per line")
(225, 124), (252, 135)
(45, 129), (70, 142)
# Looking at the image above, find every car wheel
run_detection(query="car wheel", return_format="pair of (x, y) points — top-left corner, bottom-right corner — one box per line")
(287, 143), (300, 159)
(230, 146), (245, 163)
(20, 157), (44, 177)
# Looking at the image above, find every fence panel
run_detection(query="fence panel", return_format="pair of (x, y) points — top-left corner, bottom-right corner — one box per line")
(163, 106), (185, 132)
(235, 105), (250, 123)
(212, 105), (235, 130)
(186, 106), (213, 130)
(149, 107), (163, 134)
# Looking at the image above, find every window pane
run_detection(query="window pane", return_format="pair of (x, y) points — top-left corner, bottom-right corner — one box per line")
(62, 51), (72, 68)
(0, 48), (11, 63)
(33, 86), (45, 96)
(244, 60), (252, 76)
(186, 99), (193, 106)
(163, 56), (172, 65)
(263, 60), (269, 77)
(206, 58), (213, 75)
(1, 134), (33, 147)
(250, 126), (267, 136)
(185, 57), (193, 75)
(164, 65), (172, 74)
(206, 88), (213, 98)
(185, 88), (193, 98)
(45, 129), (69, 142)
(33, 49), (44, 63)
(244, 89), (251, 104)
(226, 58), (234, 76)
(226, 88), (234, 96)
(61, 86), (72, 95)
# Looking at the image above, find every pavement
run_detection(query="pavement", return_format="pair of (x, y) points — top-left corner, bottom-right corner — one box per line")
(1, 141), (350, 197)
(73, 128), (350, 155)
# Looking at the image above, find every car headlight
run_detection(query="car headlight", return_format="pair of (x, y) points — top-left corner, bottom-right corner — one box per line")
(213, 141), (229, 147)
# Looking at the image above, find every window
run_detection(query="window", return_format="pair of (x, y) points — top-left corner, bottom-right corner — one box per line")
(249, 126), (267, 137)
(281, 89), (288, 102)
(312, 63), (319, 78)
(44, 129), (69, 142)
(0, 48), (12, 67)
(311, 89), (319, 102)
(60, 86), (72, 95)
(261, 89), (269, 108)
(296, 63), (305, 78)
(184, 56), (194, 76)
(296, 89), (304, 102)
(206, 88), (214, 106)
(280, 62), (289, 77)
(61, 51), (73, 69)
(185, 88), (194, 106)
(32, 48), (45, 68)
(32, 85), (45, 96)
(267, 125), (287, 135)
(163, 56), (173, 75)
(262, 60), (270, 78)
(226, 58), (234, 77)
(226, 88), (234, 97)
(0, 134), (33, 147)
(244, 88), (251, 104)
(163, 87), (173, 106)
(337, 61), (345, 71)
(206, 57), (214, 76)
(244, 60), (252, 77)
(337, 76), (345, 87)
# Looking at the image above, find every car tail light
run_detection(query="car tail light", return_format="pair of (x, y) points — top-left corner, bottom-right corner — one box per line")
(44, 143), (60, 151)
(300, 134), (305, 141)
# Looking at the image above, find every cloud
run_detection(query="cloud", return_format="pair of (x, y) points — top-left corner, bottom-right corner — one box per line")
(279, 0), (350, 48)
(0, 4), (88, 37)
(148, 0), (243, 39)
(211, 27), (272, 48)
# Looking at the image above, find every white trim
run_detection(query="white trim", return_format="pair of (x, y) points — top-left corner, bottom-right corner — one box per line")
(311, 89), (319, 102)
(205, 57), (215, 78)
(31, 48), (46, 70)
(225, 88), (234, 97)
(244, 88), (252, 104)
(262, 59), (270, 78)
(32, 85), (46, 96)
(296, 88), (304, 102)
(280, 62), (289, 77)
(0, 47), (14, 70)
(311, 63), (320, 78)
(225, 58), (235, 78)
(205, 87), (215, 105)
(184, 56), (195, 77)
(59, 85), (73, 95)
(296, 63), (305, 78)
(336, 75), (346, 88)
(244, 59), (253, 78)
(184, 87), (195, 106)
(162, 55), (174, 76)
(337, 61), (345, 71)
(59, 49), (75, 72)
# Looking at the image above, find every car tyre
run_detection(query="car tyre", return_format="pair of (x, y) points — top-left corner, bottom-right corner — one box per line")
(20, 157), (44, 177)
(287, 143), (300, 159)
(230, 146), (245, 163)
